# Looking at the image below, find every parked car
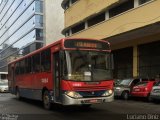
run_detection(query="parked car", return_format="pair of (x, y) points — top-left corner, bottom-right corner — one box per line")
(149, 81), (160, 101)
(114, 78), (141, 100)
(0, 80), (8, 92)
(114, 79), (122, 86)
(131, 81), (156, 100)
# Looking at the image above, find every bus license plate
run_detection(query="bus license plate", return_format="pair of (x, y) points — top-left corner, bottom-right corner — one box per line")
(84, 99), (101, 104)
(90, 99), (98, 103)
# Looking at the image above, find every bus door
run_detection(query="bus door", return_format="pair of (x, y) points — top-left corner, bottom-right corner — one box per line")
(9, 64), (15, 94)
(53, 51), (61, 102)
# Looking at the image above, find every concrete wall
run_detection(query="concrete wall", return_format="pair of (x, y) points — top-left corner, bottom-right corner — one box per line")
(64, 0), (119, 27)
(66, 0), (160, 40)
(44, 0), (64, 45)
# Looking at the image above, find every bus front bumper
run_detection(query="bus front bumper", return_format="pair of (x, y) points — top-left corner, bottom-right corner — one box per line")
(62, 93), (114, 105)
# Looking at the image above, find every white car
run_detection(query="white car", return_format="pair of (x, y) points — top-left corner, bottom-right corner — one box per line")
(0, 80), (8, 92)
(150, 81), (160, 101)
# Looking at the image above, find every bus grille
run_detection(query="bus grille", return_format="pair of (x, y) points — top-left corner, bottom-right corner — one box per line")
(73, 86), (107, 91)
(78, 91), (105, 98)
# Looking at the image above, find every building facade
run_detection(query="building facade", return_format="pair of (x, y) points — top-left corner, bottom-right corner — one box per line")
(0, 0), (64, 72)
(62, 0), (160, 79)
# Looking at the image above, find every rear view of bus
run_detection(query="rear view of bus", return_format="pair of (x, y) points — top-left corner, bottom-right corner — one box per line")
(8, 38), (114, 109)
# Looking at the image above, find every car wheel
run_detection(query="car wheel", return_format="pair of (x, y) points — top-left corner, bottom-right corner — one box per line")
(43, 90), (52, 110)
(122, 91), (129, 100)
(147, 94), (152, 102)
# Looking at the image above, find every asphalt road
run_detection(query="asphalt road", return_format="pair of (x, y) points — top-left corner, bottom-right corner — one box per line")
(0, 93), (160, 120)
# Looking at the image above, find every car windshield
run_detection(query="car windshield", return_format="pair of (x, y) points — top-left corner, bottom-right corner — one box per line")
(154, 81), (160, 86)
(119, 79), (133, 86)
(115, 79), (122, 85)
(64, 50), (113, 81)
(135, 82), (148, 87)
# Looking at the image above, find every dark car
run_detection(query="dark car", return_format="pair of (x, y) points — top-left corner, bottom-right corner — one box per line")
(114, 78), (141, 100)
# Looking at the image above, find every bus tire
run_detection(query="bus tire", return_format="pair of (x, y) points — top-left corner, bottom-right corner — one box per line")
(43, 90), (52, 110)
(16, 88), (21, 100)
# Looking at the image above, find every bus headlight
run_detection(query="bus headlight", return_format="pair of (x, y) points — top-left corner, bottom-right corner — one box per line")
(65, 91), (82, 99)
(102, 90), (113, 97)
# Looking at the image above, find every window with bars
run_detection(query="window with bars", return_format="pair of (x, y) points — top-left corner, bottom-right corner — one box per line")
(139, 0), (151, 5)
(138, 41), (160, 78)
(113, 47), (133, 79)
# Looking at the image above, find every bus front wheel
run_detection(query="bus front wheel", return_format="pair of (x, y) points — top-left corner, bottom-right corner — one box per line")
(43, 90), (52, 110)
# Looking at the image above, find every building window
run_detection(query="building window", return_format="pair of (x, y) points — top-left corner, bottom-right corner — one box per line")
(88, 12), (105, 27)
(71, 0), (78, 4)
(0, 0), (2, 4)
(109, 0), (134, 18)
(113, 47), (133, 79)
(64, 1), (69, 9)
(36, 29), (43, 40)
(65, 30), (70, 37)
(36, 43), (43, 49)
(139, 0), (151, 5)
(63, 0), (79, 10)
(35, 1), (43, 13)
(71, 22), (85, 34)
(138, 41), (160, 78)
(35, 15), (43, 27)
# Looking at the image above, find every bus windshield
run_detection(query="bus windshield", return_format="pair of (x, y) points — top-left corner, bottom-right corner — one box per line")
(64, 50), (113, 81)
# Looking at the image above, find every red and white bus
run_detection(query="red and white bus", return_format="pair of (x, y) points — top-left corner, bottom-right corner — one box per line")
(8, 38), (114, 109)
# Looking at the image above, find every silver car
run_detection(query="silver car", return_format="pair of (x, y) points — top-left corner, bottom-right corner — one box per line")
(0, 80), (8, 92)
(150, 81), (160, 101)
(114, 78), (141, 100)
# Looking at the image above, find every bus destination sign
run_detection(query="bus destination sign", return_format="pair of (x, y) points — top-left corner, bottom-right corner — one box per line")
(64, 39), (110, 50)
(75, 42), (98, 48)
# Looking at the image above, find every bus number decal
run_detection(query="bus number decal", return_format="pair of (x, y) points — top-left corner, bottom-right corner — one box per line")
(41, 78), (48, 83)
(73, 83), (82, 87)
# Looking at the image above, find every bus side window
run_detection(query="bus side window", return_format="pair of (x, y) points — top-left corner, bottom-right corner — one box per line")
(19, 60), (25, 74)
(32, 53), (41, 73)
(26, 57), (32, 73)
(15, 63), (20, 75)
(41, 49), (51, 72)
